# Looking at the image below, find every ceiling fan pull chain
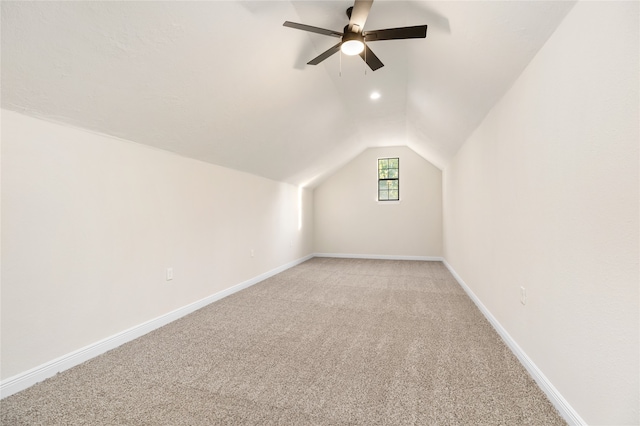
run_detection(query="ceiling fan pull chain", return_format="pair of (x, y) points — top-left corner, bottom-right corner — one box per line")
(339, 49), (342, 77)
(364, 45), (367, 75)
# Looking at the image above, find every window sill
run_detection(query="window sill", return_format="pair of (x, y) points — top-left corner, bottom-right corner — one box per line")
(377, 200), (401, 205)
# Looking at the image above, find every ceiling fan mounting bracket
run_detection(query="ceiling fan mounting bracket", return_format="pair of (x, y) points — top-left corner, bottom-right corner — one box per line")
(346, 6), (353, 19)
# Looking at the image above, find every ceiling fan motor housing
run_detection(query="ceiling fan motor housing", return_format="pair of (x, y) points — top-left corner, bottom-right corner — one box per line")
(343, 25), (364, 40)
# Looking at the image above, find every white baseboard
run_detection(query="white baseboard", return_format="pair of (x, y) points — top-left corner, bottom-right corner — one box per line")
(0, 254), (314, 399)
(442, 260), (586, 426)
(313, 252), (443, 262)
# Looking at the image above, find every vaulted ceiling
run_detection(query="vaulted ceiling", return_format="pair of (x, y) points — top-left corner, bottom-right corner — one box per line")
(1, 1), (575, 186)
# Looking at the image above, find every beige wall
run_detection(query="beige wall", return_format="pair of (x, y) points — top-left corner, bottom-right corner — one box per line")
(1, 109), (314, 379)
(443, 2), (639, 424)
(314, 146), (442, 258)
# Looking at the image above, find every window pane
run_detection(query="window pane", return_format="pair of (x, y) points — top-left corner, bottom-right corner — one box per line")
(378, 158), (399, 201)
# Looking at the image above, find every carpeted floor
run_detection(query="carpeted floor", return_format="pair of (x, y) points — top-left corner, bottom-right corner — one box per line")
(1, 258), (565, 425)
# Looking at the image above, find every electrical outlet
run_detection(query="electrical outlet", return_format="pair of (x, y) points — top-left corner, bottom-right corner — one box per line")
(250, 249), (254, 258)
(520, 286), (527, 305)
(166, 267), (173, 281)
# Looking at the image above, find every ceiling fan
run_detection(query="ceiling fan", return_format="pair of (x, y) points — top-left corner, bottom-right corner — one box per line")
(283, 0), (427, 71)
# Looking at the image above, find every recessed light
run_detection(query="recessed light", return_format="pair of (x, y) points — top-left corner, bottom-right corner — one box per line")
(370, 91), (381, 100)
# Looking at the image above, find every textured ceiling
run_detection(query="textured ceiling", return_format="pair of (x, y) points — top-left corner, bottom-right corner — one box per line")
(1, 1), (576, 186)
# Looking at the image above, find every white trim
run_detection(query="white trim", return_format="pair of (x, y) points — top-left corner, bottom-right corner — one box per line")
(314, 253), (443, 262)
(442, 259), (586, 426)
(0, 254), (314, 399)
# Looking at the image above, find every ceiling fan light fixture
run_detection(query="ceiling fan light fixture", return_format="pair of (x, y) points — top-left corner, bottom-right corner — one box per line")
(341, 32), (365, 56)
(341, 40), (364, 55)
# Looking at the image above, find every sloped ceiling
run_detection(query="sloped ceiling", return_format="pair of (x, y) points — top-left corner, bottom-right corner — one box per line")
(1, 1), (575, 187)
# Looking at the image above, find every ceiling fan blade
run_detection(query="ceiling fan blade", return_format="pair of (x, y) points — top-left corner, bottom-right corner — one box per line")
(283, 21), (343, 38)
(364, 25), (428, 42)
(348, 0), (373, 33)
(359, 44), (384, 71)
(307, 42), (342, 65)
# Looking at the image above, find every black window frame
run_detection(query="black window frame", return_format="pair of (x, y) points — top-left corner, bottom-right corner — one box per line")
(378, 157), (399, 201)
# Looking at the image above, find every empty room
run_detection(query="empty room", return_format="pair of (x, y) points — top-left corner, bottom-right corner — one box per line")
(1, 1), (638, 425)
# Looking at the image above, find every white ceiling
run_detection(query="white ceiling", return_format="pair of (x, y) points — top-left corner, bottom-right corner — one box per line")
(1, 1), (576, 187)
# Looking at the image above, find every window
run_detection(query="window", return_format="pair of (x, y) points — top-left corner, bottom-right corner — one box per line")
(378, 158), (399, 201)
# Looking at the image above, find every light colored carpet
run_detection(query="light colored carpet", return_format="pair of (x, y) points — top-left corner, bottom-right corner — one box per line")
(1, 258), (565, 425)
